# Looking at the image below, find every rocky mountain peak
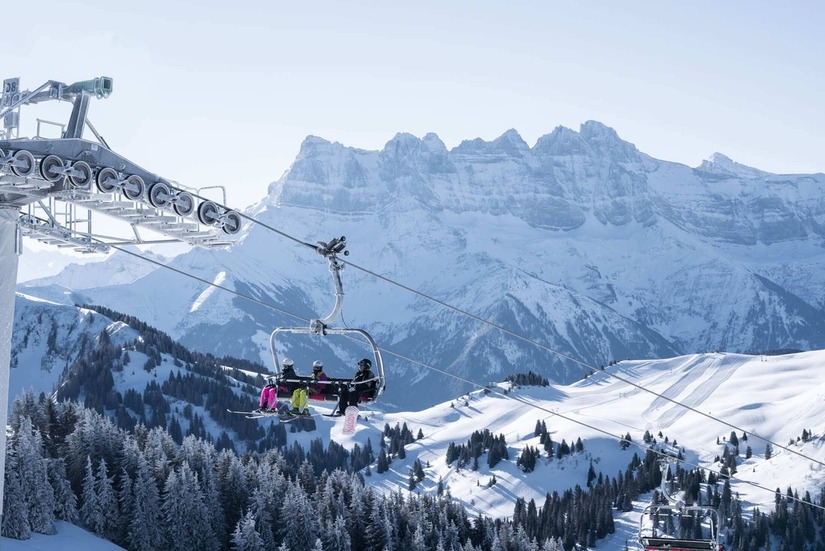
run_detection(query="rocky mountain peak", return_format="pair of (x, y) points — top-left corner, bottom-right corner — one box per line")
(33, 121), (825, 410)
(698, 152), (765, 178)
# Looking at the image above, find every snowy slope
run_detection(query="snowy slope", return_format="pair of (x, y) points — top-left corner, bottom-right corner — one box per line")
(219, 349), (825, 533)
(7, 291), (825, 546)
(1, 521), (124, 550)
(10, 293), (140, 404)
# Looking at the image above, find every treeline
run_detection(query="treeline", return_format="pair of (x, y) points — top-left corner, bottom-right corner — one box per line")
(6, 393), (567, 550)
(55, 318), (269, 446)
(78, 304), (269, 381)
(504, 371), (550, 387)
(7, 391), (825, 549)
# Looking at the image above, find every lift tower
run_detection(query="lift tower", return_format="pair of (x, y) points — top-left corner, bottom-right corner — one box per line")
(0, 76), (244, 526)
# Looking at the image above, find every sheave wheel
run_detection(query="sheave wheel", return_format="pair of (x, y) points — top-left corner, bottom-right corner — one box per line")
(222, 211), (242, 234)
(197, 200), (220, 225)
(148, 182), (172, 208)
(39, 155), (65, 182)
(10, 150), (36, 177)
(68, 161), (93, 188)
(123, 175), (145, 200)
(172, 192), (195, 216)
(96, 167), (119, 193)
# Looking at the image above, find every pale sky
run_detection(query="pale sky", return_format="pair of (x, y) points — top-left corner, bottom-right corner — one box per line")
(8, 1), (825, 210)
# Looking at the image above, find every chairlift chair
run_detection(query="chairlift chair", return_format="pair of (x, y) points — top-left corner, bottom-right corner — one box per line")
(638, 453), (720, 551)
(267, 236), (386, 405)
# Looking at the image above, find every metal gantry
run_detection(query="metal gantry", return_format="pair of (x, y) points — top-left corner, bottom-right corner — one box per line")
(269, 236), (386, 404)
(0, 76), (243, 251)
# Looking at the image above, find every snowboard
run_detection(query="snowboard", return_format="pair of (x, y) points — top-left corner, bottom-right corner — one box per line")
(342, 405), (359, 435)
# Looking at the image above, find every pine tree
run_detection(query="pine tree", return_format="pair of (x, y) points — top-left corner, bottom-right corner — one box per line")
(587, 460), (597, 486)
(80, 456), (101, 533)
(162, 463), (216, 551)
(320, 512), (351, 551)
(278, 483), (320, 551)
(2, 449), (31, 539)
(231, 510), (265, 551)
(116, 466), (134, 545)
(129, 457), (165, 551)
(376, 448), (389, 474)
(95, 458), (119, 541)
(48, 458), (78, 523)
(15, 418), (56, 534)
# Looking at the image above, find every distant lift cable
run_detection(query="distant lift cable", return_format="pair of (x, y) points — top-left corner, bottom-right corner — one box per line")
(70, 194), (824, 475)
(89, 238), (825, 515)
(375, 345), (825, 515)
(338, 255), (825, 471)
(81, 194), (825, 473)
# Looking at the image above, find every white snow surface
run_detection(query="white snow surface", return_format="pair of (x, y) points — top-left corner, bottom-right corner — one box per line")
(224, 349), (825, 535)
(1, 521), (124, 550)
(5, 293), (825, 548)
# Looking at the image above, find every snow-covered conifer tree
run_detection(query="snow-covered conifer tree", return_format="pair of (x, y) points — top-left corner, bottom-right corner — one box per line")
(231, 510), (265, 551)
(48, 458), (78, 523)
(15, 418), (55, 534)
(2, 449), (31, 539)
(80, 456), (101, 533)
(162, 463), (217, 551)
(95, 457), (119, 540)
(321, 515), (351, 551)
(128, 456), (165, 551)
(278, 483), (319, 551)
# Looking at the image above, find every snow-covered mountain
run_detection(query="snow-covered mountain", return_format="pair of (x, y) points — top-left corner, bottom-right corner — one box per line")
(18, 245), (171, 289)
(11, 296), (825, 549)
(10, 293), (140, 401)
(18, 121), (825, 410)
(10, 293), (825, 549)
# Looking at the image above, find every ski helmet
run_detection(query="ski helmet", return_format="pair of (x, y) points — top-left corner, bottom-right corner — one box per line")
(358, 358), (372, 369)
(312, 360), (323, 371)
(283, 358), (294, 368)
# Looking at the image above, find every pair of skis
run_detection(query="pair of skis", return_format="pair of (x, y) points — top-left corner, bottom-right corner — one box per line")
(226, 409), (311, 422)
(228, 405), (359, 434)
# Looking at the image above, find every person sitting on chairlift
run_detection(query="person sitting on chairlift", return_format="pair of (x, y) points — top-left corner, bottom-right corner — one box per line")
(281, 358), (302, 390)
(334, 358), (376, 415)
(258, 357), (299, 413)
(257, 376), (278, 413)
(309, 360), (331, 395)
(290, 360), (323, 415)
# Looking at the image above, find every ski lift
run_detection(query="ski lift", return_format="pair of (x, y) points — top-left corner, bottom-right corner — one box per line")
(268, 236), (386, 405)
(638, 454), (720, 551)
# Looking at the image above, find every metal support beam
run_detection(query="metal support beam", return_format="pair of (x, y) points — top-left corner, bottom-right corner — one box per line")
(0, 208), (20, 527)
(64, 92), (91, 139)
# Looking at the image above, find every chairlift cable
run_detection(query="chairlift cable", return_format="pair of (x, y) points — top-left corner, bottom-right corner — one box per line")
(101, 241), (309, 325)
(339, 257), (825, 471)
(88, 237), (825, 514)
(76, 199), (825, 473)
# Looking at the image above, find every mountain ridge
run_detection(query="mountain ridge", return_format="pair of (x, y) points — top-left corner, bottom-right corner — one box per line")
(18, 121), (825, 409)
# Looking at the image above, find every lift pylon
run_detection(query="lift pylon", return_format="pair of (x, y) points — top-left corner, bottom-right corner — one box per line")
(0, 76), (247, 528)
